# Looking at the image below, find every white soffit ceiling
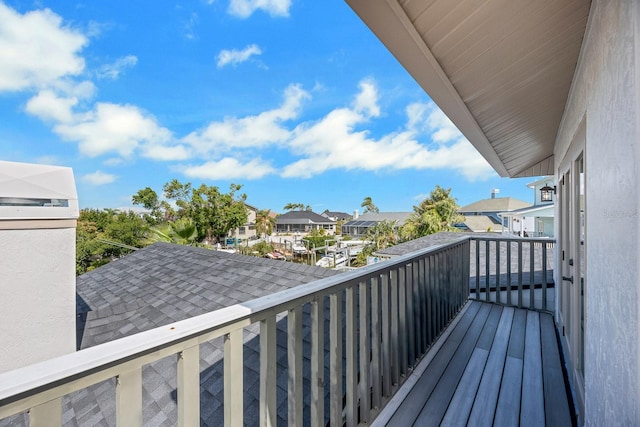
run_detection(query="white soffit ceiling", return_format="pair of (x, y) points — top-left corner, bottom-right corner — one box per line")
(346, 0), (591, 177)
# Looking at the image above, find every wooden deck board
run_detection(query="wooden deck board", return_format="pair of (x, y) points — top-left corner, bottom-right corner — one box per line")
(375, 301), (574, 427)
(413, 304), (497, 425)
(494, 357), (524, 427)
(386, 302), (484, 425)
(521, 312), (545, 426)
(440, 348), (489, 426)
(468, 306), (514, 425)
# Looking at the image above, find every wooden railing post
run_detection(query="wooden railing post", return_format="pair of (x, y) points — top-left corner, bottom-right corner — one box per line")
(310, 298), (324, 427)
(288, 306), (303, 426)
(224, 330), (243, 427)
(260, 316), (276, 427)
(29, 398), (61, 427)
(116, 367), (143, 426)
(177, 345), (200, 427)
(329, 291), (343, 426)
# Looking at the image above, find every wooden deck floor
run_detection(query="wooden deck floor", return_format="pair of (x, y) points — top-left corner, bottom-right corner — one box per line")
(375, 300), (573, 426)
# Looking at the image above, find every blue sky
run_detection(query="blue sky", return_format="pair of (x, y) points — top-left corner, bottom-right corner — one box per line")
(0, 0), (539, 213)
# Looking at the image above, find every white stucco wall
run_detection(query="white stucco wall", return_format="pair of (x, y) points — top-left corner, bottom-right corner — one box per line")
(0, 226), (76, 373)
(554, 1), (640, 424)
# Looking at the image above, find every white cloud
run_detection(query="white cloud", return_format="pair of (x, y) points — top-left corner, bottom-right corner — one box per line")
(103, 157), (126, 166)
(97, 55), (138, 80)
(182, 83), (308, 154)
(353, 79), (380, 118)
(228, 0), (291, 18)
(427, 108), (462, 143)
(141, 143), (191, 161)
(183, 12), (199, 40)
(82, 170), (117, 185)
(53, 102), (174, 158)
(51, 79), (96, 99)
(182, 158), (275, 180)
(35, 155), (62, 165)
(280, 82), (495, 181)
(25, 90), (77, 123)
(216, 44), (262, 68)
(0, 2), (87, 92)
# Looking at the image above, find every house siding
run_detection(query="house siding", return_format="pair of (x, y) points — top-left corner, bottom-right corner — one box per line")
(0, 227), (76, 373)
(555, 1), (640, 424)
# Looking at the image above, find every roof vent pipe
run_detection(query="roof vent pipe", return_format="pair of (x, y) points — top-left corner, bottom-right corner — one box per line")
(491, 188), (500, 199)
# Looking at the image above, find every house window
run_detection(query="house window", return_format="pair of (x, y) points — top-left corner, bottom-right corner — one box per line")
(239, 227), (246, 235)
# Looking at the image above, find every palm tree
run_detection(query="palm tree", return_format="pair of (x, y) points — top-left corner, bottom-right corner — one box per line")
(401, 185), (463, 240)
(366, 219), (399, 250)
(361, 196), (379, 213)
(255, 209), (276, 239)
(283, 202), (305, 211)
(146, 217), (198, 245)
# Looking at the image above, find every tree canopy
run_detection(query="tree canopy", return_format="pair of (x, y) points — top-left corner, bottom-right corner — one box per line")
(361, 196), (379, 213)
(76, 209), (149, 275)
(401, 185), (463, 240)
(283, 203), (310, 211)
(133, 179), (248, 242)
(255, 209), (276, 238)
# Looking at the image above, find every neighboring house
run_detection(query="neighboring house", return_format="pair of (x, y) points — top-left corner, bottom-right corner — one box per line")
(499, 177), (556, 237)
(457, 215), (501, 233)
(341, 211), (412, 238)
(346, 0), (638, 423)
(275, 210), (336, 235)
(458, 192), (531, 229)
(227, 202), (259, 242)
(320, 210), (351, 222)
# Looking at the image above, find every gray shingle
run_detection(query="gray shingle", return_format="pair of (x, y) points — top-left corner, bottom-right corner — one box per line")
(71, 243), (339, 427)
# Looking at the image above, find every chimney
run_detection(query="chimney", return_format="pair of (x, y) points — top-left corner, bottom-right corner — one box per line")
(0, 161), (79, 373)
(354, 209), (359, 219)
(491, 188), (500, 199)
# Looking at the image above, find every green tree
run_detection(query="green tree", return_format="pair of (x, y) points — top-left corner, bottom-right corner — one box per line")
(189, 183), (247, 242)
(361, 196), (379, 213)
(134, 179), (249, 243)
(400, 185), (464, 240)
(76, 209), (149, 274)
(131, 187), (161, 223)
(255, 209), (276, 239)
(352, 219), (399, 267)
(366, 219), (399, 251)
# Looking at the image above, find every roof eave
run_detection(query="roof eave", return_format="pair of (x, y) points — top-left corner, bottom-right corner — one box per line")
(345, 0), (509, 177)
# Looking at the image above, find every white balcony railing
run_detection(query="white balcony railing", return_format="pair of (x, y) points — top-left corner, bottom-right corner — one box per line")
(0, 235), (553, 426)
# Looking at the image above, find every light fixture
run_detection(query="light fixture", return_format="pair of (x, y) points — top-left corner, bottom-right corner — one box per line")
(540, 183), (555, 202)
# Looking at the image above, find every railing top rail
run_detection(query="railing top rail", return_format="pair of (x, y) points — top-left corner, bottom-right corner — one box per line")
(469, 236), (556, 244)
(0, 236), (471, 408)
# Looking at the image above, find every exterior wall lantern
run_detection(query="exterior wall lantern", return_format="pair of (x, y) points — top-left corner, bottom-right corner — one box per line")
(540, 183), (555, 202)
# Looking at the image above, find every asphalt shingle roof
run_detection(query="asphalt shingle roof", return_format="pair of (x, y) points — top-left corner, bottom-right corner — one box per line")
(458, 197), (531, 213)
(3, 243), (339, 427)
(375, 231), (494, 257)
(343, 211), (412, 227)
(276, 210), (335, 224)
